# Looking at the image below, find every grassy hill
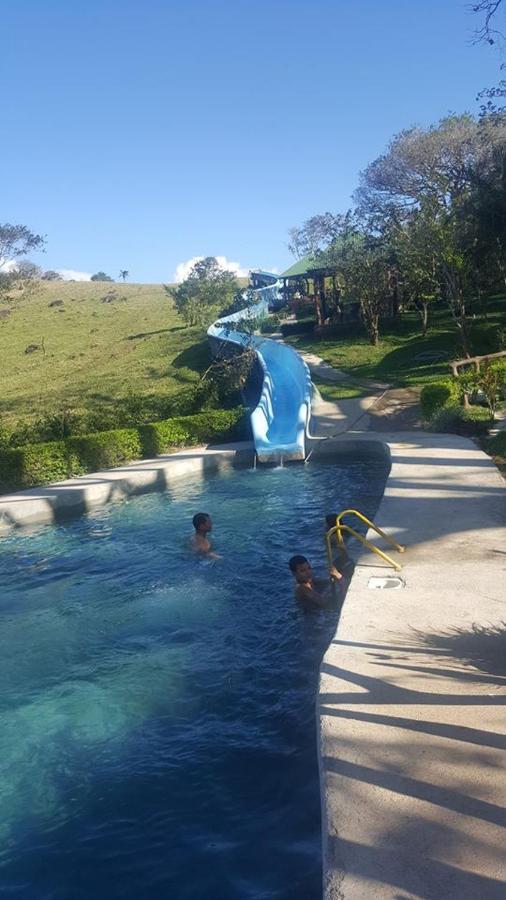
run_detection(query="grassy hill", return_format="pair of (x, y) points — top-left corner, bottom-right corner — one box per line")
(0, 281), (210, 428)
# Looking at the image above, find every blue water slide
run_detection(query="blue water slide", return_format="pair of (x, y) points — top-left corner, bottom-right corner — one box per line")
(207, 275), (312, 463)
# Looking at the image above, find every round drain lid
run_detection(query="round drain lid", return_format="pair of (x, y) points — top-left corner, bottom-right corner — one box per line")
(368, 576), (404, 590)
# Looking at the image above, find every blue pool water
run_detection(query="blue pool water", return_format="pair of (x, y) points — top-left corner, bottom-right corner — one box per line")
(0, 459), (387, 900)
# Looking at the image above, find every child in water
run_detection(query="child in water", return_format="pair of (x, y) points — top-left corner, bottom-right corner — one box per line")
(189, 513), (221, 559)
(288, 555), (342, 609)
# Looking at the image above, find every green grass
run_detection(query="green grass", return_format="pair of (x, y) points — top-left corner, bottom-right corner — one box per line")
(0, 281), (210, 427)
(286, 301), (506, 388)
(312, 377), (366, 401)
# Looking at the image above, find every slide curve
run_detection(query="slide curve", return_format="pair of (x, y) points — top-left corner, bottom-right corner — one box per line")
(207, 275), (312, 463)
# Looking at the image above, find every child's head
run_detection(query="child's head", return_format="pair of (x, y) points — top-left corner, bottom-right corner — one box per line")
(192, 512), (212, 534)
(325, 513), (338, 531)
(288, 554), (312, 583)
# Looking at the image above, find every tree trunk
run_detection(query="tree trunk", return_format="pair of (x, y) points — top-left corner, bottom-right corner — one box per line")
(442, 263), (471, 358)
(421, 302), (428, 337)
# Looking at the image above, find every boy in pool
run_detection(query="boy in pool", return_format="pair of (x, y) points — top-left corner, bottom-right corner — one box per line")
(288, 555), (342, 609)
(189, 513), (221, 559)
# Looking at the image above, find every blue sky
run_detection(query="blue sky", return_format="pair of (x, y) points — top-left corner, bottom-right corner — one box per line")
(1, 0), (502, 282)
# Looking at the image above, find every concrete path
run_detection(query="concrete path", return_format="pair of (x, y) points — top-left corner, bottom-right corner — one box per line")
(311, 388), (506, 897)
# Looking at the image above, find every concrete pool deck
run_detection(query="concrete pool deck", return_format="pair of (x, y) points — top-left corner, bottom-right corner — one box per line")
(310, 399), (506, 896)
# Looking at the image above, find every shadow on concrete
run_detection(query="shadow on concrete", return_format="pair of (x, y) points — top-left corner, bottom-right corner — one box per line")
(326, 834), (506, 898)
(321, 626), (506, 896)
(415, 622), (506, 677)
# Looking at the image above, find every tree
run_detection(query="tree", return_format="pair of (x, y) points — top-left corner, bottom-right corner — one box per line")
(0, 223), (45, 270)
(42, 270), (63, 281)
(15, 259), (43, 279)
(288, 213), (343, 258)
(0, 223), (45, 296)
(355, 115), (506, 355)
(169, 256), (239, 327)
(394, 206), (440, 336)
(119, 269), (129, 281)
(91, 271), (114, 282)
(317, 216), (391, 346)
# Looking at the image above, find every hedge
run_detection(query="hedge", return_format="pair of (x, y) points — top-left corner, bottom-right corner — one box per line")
(420, 380), (461, 420)
(0, 407), (248, 493)
(429, 405), (493, 436)
(487, 430), (506, 457)
(67, 429), (143, 471)
(280, 318), (315, 337)
(0, 441), (85, 492)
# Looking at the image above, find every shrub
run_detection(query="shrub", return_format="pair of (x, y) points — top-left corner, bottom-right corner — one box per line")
(0, 408), (248, 493)
(139, 408), (249, 455)
(469, 322), (505, 355)
(259, 315), (281, 335)
(0, 441), (84, 491)
(488, 430), (506, 457)
(430, 405), (493, 436)
(67, 429), (143, 470)
(420, 380), (461, 420)
(280, 319), (314, 337)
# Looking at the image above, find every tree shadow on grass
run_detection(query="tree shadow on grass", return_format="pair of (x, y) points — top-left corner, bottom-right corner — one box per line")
(125, 328), (172, 341)
(172, 341), (212, 373)
(369, 331), (459, 384)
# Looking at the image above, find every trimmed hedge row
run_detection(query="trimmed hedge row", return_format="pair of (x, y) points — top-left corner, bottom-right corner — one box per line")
(420, 380), (461, 420)
(429, 405), (493, 436)
(487, 430), (506, 457)
(421, 378), (494, 436)
(0, 408), (248, 493)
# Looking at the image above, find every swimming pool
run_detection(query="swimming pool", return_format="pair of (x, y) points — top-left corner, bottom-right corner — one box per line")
(0, 458), (388, 899)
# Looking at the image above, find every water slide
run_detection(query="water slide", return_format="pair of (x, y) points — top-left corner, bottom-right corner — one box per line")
(207, 274), (312, 463)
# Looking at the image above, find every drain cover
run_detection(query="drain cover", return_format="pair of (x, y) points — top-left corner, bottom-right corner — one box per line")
(368, 576), (404, 590)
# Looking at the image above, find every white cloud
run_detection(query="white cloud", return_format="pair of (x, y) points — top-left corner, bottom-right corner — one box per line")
(0, 259), (19, 273)
(173, 255), (249, 283)
(57, 269), (92, 281)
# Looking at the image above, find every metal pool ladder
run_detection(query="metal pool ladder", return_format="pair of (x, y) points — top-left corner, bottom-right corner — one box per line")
(326, 508), (406, 572)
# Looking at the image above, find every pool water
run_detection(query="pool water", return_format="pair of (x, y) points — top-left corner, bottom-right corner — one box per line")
(0, 459), (387, 900)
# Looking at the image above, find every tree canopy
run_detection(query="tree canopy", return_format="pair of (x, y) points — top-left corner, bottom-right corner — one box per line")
(169, 256), (240, 327)
(288, 112), (506, 350)
(91, 272), (114, 282)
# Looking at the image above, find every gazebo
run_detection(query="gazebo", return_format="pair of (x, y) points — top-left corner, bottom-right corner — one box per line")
(280, 255), (345, 326)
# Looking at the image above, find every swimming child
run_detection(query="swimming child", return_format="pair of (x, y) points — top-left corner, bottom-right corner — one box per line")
(288, 555), (342, 609)
(189, 513), (221, 559)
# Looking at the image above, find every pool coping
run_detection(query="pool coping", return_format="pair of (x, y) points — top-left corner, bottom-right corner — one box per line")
(312, 431), (506, 898)
(0, 442), (255, 534)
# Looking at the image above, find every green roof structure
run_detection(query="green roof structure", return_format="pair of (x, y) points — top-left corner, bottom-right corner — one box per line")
(280, 256), (319, 278)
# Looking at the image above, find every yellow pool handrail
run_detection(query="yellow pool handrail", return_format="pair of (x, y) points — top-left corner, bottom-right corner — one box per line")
(334, 509), (405, 553)
(325, 508), (406, 571)
(326, 525), (402, 572)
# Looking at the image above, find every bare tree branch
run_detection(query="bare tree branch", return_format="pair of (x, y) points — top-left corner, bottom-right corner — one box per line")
(471, 0), (504, 44)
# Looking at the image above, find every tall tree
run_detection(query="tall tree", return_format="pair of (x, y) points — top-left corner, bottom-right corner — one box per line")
(0, 223), (45, 269)
(0, 223), (45, 293)
(355, 115), (506, 354)
(169, 257), (239, 327)
(119, 269), (129, 281)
